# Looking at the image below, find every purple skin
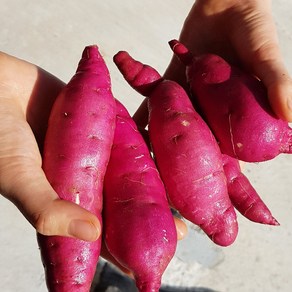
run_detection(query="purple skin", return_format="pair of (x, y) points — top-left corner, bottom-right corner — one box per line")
(38, 45), (116, 292)
(103, 100), (177, 292)
(222, 154), (279, 225)
(114, 51), (238, 247)
(169, 40), (292, 163)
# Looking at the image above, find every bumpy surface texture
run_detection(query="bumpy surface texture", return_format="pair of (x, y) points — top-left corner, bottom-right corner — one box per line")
(38, 45), (116, 292)
(104, 100), (177, 292)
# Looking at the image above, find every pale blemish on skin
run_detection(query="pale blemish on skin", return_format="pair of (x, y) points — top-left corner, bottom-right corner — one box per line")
(181, 120), (190, 127)
(228, 113), (236, 156)
(162, 229), (169, 242)
(75, 192), (80, 205)
(81, 157), (97, 169)
(135, 154), (145, 159)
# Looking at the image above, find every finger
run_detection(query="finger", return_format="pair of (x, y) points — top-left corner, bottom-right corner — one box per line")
(231, 4), (292, 121)
(33, 197), (102, 242)
(238, 160), (245, 171)
(0, 100), (101, 241)
(26, 67), (64, 151)
(174, 216), (188, 240)
(254, 57), (292, 122)
(0, 51), (64, 151)
(1, 156), (101, 242)
(243, 27), (292, 122)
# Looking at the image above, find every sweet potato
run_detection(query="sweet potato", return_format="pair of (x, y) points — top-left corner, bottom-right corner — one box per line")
(103, 99), (177, 292)
(222, 154), (278, 225)
(169, 40), (292, 162)
(37, 45), (116, 291)
(114, 51), (238, 246)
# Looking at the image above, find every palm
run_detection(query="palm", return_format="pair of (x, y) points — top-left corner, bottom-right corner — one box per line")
(163, 0), (292, 121)
(0, 53), (65, 224)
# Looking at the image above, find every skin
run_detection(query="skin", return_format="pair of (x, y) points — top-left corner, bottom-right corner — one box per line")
(134, 0), (292, 124)
(0, 0), (289, 255)
(164, 0), (292, 122)
(0, 51), (187, 241)
(114, 51), (238, 246)
(0, 52), (101, 242)
(103, 101), (177, 291)
(222, 154), (278, 225)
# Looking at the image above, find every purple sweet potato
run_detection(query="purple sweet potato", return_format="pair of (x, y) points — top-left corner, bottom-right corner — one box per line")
(37, 45), (116, 291)
(222, 154), (278, 225)
(114, 51), (238, 247)
(169, 39), (292, 162)
(103, 99), (177, 292)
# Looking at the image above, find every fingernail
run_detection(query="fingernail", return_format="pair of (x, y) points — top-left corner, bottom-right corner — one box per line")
(68, 219), (100, 241)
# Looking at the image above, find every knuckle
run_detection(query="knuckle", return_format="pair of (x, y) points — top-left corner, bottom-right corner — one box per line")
(33, 211), (56, 236)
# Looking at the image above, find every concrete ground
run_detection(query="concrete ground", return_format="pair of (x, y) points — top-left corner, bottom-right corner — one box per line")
(1, 1), (292, 291)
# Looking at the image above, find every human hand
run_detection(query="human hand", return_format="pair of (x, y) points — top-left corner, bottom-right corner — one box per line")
(0, 51), (101, 241)
(0, 52), (187, 248)
(163, 0), (292, 122)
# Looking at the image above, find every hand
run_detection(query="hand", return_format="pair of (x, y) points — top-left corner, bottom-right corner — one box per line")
(163, 0), (292, 122)
(0, 51), (101, 241)
(0, 52), (187, 247)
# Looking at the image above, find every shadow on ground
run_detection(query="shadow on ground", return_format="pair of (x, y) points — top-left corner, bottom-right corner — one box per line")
(91, 261), (218, 292)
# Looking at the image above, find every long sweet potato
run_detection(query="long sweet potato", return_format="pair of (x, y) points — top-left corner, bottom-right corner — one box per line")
(103, 99), (177, 292)
(114, 51), (238, 246)
(169, 40), (292, 162)
(37, 45), (116, 291)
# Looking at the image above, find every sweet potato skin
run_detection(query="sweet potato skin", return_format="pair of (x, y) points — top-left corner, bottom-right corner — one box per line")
(222, 154), (278, 225)
(114, 51), (238, 247)
(103, 100), (177, 292)
(148, 80), (238, 246)
(38, 45), (116, 291)
(169, 40), (292, 162)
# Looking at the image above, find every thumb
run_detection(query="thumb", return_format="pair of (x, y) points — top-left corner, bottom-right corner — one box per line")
(1, 160), (101, 242)
(252, 55), (292, 122)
